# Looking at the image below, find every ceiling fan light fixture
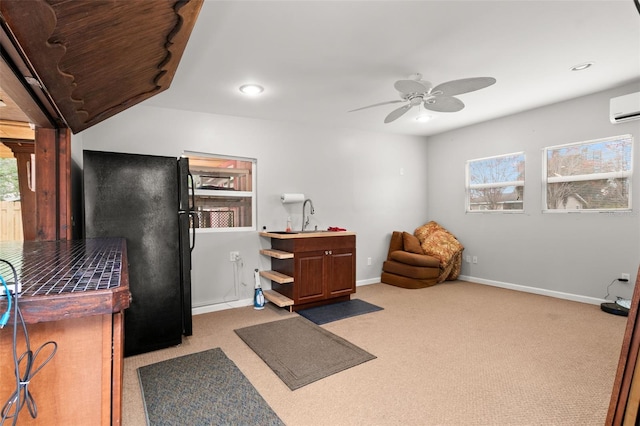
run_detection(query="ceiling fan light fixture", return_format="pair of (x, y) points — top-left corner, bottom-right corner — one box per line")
(415, 114), (432, 122)
(239, 84), (264, 95)
(570, 62), (594, 71)
(350, 74), (495, 123)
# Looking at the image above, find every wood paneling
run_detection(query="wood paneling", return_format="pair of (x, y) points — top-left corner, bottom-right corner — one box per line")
(0, 315), (116, 425)
(607, 266), (640, 425)
(0, 0), (203, 133)
(34, 128), (57, 240)
(0, 120), (34, 140)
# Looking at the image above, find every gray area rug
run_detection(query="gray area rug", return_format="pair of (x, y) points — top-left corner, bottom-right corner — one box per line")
(138, 348), (284, 425)
(234, 316), (376, 390)
(297, 299), (384, 325)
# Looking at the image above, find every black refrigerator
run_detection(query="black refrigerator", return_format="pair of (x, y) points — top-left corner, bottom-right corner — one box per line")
(83, 150), (195, 357)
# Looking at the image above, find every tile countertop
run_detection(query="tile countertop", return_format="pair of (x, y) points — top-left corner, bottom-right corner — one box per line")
(259, 231), (356, 239)
(0, 238), (130, 323)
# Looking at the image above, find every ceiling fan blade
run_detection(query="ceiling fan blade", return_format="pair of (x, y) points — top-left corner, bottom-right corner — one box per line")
(348, 99), (404, 112)
(431, 77), (496, 96)
(394, 79), (429, 95)
(423, 96), (465, 113)
(384, 104), (413, 123)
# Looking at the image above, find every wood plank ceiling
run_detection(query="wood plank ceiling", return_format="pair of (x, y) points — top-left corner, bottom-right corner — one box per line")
(0, 0), (203, 134)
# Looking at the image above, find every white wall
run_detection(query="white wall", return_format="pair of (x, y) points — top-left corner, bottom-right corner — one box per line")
(79, 106), (430, 310)
(77, 82), (640, 310)
(426, 82), (640, 303)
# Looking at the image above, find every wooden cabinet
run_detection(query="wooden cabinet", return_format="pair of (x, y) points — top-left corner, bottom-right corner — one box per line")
(259, 232), (356, 311)
(0, 239), (129, 425)
(0, 313), (124, 425)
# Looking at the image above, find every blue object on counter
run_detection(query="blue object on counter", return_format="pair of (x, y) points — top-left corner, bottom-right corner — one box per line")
(254, 269), (265, 310)
(254, 287), (265, 310)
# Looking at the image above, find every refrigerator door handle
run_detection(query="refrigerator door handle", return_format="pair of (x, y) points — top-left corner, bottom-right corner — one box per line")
(188, 172), (196, 211)
(188, 172), (196, 252)
(189, 212), (196, 253)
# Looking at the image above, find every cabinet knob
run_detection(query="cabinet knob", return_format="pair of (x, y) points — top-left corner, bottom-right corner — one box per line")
(325, 250), (332, 255)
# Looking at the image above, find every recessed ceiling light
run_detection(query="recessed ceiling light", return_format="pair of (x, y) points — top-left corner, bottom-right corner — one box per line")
(239, 84), (264, 95)
(570, 62), (594, 71)
(415, 114), (432, 122)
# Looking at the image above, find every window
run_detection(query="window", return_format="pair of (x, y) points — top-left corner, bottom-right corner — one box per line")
(543, 135), (633, 212)
(466, 152), (525, 212)
(184, 151), (256, 231)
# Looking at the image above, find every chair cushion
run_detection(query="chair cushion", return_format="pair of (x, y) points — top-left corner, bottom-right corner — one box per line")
(389, 251), (440, 268)
(414, 221), (446, 242)
(383, 260), (440, 280)
(420, 229), (463, 267)
(381, 271), (438, 289)
(402, 232), (423, 254)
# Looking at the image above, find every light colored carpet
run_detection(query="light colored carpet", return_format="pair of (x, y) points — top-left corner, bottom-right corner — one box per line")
(122, 281), (626, 425)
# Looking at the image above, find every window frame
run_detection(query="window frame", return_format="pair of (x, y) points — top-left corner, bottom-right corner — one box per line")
(542, 134), (633, 213)
(183, 151), (257, 232)
(465, 151), (525, 213)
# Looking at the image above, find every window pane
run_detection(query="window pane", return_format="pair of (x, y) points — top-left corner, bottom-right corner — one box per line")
(544, 135), (632, 211)
(546, 136), (632, 178)
(469, 185), (523, 211)
(466, 152), (525, 212)
(546, 178), (629, 210)
(184, 152), (256, 230)
(469, 153), (524, 186)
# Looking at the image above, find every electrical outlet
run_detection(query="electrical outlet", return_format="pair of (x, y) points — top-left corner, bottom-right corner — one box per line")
(621, 273), (630, 281)
(0, 281), (21, 296)
(367, 257), (372, 266)
(472, 256), (478, 264)
(465, 255), (471, 263)
(229, 251), (240, 262)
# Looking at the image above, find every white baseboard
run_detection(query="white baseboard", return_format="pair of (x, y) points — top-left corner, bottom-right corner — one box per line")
(357, 277), (380, 287)
(192, 277), (383, 315)
(457, 275), (606, 305)
(192, 297), (253, 315)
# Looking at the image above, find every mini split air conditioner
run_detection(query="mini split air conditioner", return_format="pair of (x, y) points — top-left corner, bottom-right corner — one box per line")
(610, 92), (640, 123)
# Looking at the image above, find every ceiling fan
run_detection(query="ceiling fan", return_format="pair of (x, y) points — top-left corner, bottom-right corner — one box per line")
(349, 73), (496, 123)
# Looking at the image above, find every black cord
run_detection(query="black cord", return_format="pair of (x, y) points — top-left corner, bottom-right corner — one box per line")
(604, 278), (623, 300)
(0, 259), (57, 426)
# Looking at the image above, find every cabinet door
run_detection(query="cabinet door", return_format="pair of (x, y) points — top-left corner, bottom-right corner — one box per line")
(295, 250), (325, 303)
(327, 248), (355, 297)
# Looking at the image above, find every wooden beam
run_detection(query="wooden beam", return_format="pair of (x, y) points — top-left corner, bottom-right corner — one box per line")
(35, 127), (57, 240)
(57, 127), (71, 240)
(0, 120), (35, 140)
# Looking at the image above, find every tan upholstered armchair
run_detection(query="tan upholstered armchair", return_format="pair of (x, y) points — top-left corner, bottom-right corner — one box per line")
(381, 221), (463, 289)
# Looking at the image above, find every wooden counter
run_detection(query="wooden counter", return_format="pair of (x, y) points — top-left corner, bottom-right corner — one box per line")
(260, 230), (356, 239)
(0, 238), (130, 425)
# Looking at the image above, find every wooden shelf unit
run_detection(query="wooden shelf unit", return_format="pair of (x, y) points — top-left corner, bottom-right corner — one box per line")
(263, 289), (295, 309)
(259, 270), (294, 284)
(259, 232), (356, 311)
(260, 248), (294, 259)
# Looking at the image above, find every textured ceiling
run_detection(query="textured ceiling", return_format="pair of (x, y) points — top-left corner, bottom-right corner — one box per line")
(143, 0), (640, 137)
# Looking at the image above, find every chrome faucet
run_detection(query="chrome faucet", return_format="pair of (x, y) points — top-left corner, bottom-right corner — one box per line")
(302, 198), (315, 231)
